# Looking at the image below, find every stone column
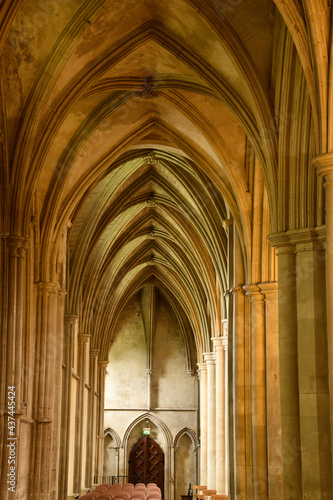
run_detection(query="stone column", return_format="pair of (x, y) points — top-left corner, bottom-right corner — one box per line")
(243, 285), (268, 499)
(86, 348), (99, 487)
(59, 314), (78, 499)
(231, 286), (247, 499)
(313, 152), (333, 476)
(204, 352), (216, 489)
(74, 333), (90, 494)
(258, 282), (283, 499)
(30, 282), (59, 500)
(268, 233), (302, 498)
(97, 360), (108, 480)
(212, 336), (227, 495)
(145, 368), (153, 411)
(0, 236), (28, 499)
(289, 228), (332, 497)
(197, 362), (208, 485)
(51, 287), (66, 500)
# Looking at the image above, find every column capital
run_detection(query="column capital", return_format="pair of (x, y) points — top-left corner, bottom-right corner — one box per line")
(258, 282), (278, 300)
(145, 368), (154, 376)
(2, 235), (29, 250)
(203, 352), (216, 365)
(64, 314), (79, 323)
(243, 284), (264, 302)
(78, 333), (90, 346)
(312, 152), (333, 184)
(211, 336), (227, 350)
(230, 286), (245, 295)
(36, 281), (59, 294)
(268, 231), (294, 253)
(288, 227), (325, 251)
(90, 348), (99, 358)
(98, 360), (109, 370)
(197, 362), (207, 373)
(186, 369), (196, 376)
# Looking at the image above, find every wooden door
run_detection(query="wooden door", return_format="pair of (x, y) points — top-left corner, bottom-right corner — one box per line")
(129, 436), (164, 495)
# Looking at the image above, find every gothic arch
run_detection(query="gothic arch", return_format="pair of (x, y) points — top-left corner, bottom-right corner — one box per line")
(173, 428), (199, 450)
(104, 427), (121, 449)
(122, 413), (173, 498)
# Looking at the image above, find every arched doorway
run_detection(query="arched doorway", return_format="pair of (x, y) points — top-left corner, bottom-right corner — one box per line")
(129, 436), (164, 496)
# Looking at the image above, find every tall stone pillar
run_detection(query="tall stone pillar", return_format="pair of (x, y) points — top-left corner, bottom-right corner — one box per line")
(86, 348), (99, 488)
(212, 336), (227, 495)
(268, 233), (302, 498)
(243, 285), (268, 499)
(30, 281), (60, 500)
(97, 360), (108, 481)
(51, 287), (66, 500)
(204, 352), (216, 489)
(231, 286), (248, 499)
(313, 152), (333, 476)
(197, 362), (208, 485)
(74, 333), (90, 494)
(258, 282), (283, 499)
(0, 236), (28, 499)
(289, 228), (332, 497)
(59, 315), (78, 499)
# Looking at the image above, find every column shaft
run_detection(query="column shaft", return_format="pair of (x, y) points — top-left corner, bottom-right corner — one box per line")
(212, 337), (227, 495)
(290, 228), (332, 497)
(97, 361), (108, 480)
(0, 237), (28, 500)
(74, 333), (90, 494)
(197, 363), (208, 486)
(314, 153), (333, 478)
(86, 349), (99, 488)
(268, 234), (302, 499)
(204, 352), (216, 489)
(30, 282), (59, 500)
(59, 315), (78, 498)
(259, 282), (283, 499)
(243, 285), (268, 499)
(231, 287), (247, 499)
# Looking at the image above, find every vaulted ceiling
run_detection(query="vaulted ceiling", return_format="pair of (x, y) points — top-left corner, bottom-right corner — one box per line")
(1, 0), (328, 358)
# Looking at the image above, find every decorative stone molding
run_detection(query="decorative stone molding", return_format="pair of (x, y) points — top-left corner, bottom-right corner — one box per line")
(269, 227), (326, 252)
(203, 352), (216, 365)
(138, 76), (159, 99)
(144, 152), (158, 164)
(312, 152), (333, 185)
(242, 284), (264, 302)
(78, 333), (90, 345)
(146, 198), (158, 207)
(258, 282), (278, 301)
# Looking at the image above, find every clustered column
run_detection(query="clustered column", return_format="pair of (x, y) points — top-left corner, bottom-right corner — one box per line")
(74, 333), (90, 493)
(31, 281), (61, 500)
(199, 339), (228, 493)
(0, 236), (28, 499)
(269, 226), (332, 498)
(212, 336), (228, 495)
(243, 285), (268, 499)
(204, 352), (216, 489)
(313, 152), (333, 477)
(197, 362), (208, 486)
(97, 360), (108, 480)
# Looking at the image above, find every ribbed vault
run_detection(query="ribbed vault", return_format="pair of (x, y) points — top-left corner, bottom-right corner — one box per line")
(1, 0), (326, 363)
(67, 150), (228, 358)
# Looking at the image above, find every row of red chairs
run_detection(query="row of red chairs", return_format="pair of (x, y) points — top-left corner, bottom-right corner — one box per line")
(80, 482), (162, 500)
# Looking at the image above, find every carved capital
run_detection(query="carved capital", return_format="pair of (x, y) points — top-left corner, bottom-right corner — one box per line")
(312, 152), (333, 186)
(258, 282), (278, 301)
(203, 352), (216, 365)
(243, 284), (263, 302)
(78, 333), (90, 346)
